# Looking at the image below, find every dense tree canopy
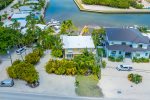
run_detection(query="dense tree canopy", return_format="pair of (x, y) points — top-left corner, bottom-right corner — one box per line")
(0, 0), (13, 10)
(0, 26), (22, 54)
(46, 49), (100, 76)
(92, 28), (105, 46)
(82, 0), (143, 9)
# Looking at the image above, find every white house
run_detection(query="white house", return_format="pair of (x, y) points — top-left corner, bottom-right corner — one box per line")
(62, 36), (95, 59)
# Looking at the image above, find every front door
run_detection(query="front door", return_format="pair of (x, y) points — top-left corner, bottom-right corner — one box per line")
(67, 54), (73, 59)
(125, 52), (132, 58)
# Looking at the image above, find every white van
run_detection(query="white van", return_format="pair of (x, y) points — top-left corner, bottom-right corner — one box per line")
(116, 64), (133, 71)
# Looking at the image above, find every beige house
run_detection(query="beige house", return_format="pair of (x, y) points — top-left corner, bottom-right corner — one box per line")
(62, 36), (95, 59)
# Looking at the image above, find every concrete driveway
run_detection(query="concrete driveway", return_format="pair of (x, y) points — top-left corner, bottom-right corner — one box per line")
(98, 58), (150, 100)
(0, 49), (76, 97)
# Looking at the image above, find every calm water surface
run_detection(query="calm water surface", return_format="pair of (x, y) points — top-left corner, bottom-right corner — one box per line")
(45, 0), (150, 27)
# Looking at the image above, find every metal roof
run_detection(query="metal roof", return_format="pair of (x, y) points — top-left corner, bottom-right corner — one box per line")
(105, 28), (150, 44)
(62, 36), (95, 49)
(106, 44), (150, 52)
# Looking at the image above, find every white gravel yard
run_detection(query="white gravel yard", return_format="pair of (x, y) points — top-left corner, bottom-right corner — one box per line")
(0, 50), (76, 97)
(98, 58), (150, 100)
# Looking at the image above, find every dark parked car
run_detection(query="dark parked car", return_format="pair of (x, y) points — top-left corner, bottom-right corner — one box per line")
(0, 79), (14, 87)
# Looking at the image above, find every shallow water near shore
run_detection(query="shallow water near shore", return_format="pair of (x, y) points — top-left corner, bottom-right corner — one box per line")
(44, 0), (150, 27)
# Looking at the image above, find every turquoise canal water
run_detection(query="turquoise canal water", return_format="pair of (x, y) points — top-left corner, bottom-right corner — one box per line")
(45, 0), (150, 27)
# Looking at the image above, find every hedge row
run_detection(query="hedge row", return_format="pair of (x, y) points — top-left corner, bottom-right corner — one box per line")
(132, 57), (149, 63)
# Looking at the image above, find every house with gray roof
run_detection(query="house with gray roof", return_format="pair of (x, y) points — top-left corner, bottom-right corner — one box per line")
(105, 28), (150, 59)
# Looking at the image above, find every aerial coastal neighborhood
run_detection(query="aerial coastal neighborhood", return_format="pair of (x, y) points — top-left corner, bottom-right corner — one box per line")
(0, 0), (150, 100)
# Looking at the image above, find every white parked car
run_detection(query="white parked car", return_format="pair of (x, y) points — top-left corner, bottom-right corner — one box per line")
(116, 64), (133, 71)
(16, 47), (26, 55)
(0, 79), (14, 87)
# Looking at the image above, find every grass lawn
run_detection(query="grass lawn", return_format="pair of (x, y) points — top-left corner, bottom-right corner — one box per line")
(75, 75), (103, 97)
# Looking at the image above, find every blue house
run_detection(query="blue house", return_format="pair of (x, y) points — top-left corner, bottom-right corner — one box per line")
(105, 28), (150, 59)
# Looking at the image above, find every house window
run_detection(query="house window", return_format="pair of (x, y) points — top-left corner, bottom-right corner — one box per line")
(111, 51), (116, 55)
(138, 44), (142, 48)
(67, 49), (73, 53)
(136, 53), (140, 57)
(119, 51), (122, 54)
(122, 42), (126, 45)
(67, 54), (73, 58)
(130, 45), (132, 47)
(145, 53), (148, 56)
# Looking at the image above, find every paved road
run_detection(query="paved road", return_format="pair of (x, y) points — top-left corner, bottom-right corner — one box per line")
(0, 92), (124, 100)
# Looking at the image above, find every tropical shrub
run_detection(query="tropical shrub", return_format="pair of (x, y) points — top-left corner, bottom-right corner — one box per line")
(45, 59), (77, 75)
(25, 52), (40, 65)
(7, 61), (39, 84)
(102, 60), (106, 68)
(51, 48), (63, 58)
(108, 56), (123, 62)
(128, 73), (142, 84)
(33, 48), (44, 57)
(132, 57), (149, 63)
(73, 49), (100, 75)
(46, 49), (100, 76)
(12, 59), (21, 66)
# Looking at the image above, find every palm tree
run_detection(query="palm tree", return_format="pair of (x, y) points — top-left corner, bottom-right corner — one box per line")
(11, 20), (20, 30)
(80, 26), (89, 35)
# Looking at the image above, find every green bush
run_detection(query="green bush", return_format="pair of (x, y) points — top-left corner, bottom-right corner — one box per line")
(25, 52), (40, 65)
(128, 73), (142, 84)
(132, 57), (149, 63)
(7, 61), (39, 84)
(33, 48), (44, 57)
(45, 59), (77, 75)
(102, 60), (106, 68)
(73, 49), (99, 75)
(108, 56), (123, 62)
(51, 48), (63, 58)
(12, 59), (21, 66)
